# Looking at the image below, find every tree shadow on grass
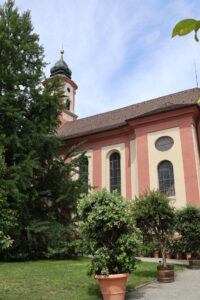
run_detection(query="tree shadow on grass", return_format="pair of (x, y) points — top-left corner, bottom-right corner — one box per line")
(87, 283), (101, 298)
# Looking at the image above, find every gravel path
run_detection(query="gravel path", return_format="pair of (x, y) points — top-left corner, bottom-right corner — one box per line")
(126, 269), (200, 300)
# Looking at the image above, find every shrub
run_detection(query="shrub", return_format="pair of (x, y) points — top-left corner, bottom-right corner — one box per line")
(132, 190), (175, 267)
(169, 238), (185, 257)
(0, 148), (17, 254)
(175, 206), (200, 258)
(78, 189), (140, 276)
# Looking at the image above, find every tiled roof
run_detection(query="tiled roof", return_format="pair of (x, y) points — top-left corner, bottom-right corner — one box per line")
(58, 88), (200, 140)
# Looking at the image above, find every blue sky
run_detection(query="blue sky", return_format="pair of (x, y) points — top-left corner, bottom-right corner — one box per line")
(2, 0), (200, 118)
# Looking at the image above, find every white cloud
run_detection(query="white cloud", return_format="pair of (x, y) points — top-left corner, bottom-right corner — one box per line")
(3, 0), (200, 117)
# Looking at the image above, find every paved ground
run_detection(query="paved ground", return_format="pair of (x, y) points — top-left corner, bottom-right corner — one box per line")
(135, 257), (189, 265)
(126, 268), (200, 300)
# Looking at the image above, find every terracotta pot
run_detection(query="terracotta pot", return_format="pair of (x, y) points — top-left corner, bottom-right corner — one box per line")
(189, 259), (200, 269)
(95, 273), (129, 300)
(157, 265), (174, 283)
(138, 251), (144, 257)
(175, 252), (182, 260)
(166, 251), (171, 259)
(186, 252), (191, 260)
(154, 250), (159, 258)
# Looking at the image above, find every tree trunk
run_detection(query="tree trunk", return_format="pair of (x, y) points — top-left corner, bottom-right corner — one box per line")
(160, 243), (167, 268)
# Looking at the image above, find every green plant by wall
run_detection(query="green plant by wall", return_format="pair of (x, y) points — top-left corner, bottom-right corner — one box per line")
(132, 190), (175, 268)
(175, 206), (200, 258)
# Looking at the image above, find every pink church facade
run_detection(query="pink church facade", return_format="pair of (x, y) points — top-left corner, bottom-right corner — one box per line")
(51, 52), (200, 208)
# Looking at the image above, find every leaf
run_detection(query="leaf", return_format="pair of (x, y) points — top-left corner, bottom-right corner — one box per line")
(172, 19), (198, 38)
(194, 21), (200, 42)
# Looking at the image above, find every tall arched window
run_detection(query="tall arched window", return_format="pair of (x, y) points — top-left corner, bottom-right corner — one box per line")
(158, 160), (175, 196)
(110, 152), (121, 194)
(79, 157), (89, 191)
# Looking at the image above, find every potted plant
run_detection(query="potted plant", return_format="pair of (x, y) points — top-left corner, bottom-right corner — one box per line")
(152, 241), (160, 258)
(166, 237), (174, 259)
(170, 237), (184, 260)
(176, 206), (200, 269)
(132, 190), (175, 283)
(78, 189), (140, 300)
(166, 250), (171, 259)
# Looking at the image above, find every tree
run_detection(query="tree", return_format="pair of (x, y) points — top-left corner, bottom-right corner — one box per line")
(175, 206), (200, 258)
(78, 189), (140, 276)
(0, 0), (88, 259)
(132, 190), (175, 268)
(172, 19), (200, 42)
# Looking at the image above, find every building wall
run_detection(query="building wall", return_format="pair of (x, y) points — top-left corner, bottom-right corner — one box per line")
(147, 127), (186, 208)
(64, 108), (200, 207)
(130, 139), (138, 198)
(192, 125), (200, 199)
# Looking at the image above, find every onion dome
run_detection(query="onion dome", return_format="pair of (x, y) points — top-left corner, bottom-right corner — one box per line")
(50, 48), (72, 79)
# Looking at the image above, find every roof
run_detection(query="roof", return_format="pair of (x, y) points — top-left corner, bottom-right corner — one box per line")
(50, 53), (72, 79)
(58, 88), (200, 140)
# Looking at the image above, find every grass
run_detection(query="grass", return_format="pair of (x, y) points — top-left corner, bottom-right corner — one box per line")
(0, 258), (186, 300)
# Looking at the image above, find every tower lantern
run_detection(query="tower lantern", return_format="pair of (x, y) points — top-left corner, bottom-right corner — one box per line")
(50, 47), (78, 126)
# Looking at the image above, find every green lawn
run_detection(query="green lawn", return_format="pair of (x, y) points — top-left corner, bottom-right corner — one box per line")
(0, 258), (185, 300)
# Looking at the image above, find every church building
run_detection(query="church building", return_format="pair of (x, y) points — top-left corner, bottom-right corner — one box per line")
(50, 50), (200, 208)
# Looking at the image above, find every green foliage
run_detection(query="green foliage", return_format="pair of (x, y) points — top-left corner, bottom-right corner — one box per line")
(78, 189), (140, 275)
(175, 206), (200, 258)
(172, 18), (200, 42)
(169, 238), (185, 257)
(0, 148), (17, 252)
(0, 0), (88, 260)
(132, 190), (175, 267)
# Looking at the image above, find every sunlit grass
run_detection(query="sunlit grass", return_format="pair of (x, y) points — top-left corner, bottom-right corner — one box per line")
(0, 258), (185, 300)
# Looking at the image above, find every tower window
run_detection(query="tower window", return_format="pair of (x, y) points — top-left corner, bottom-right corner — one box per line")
(67, 87), (71, 93)
(66, 99), (70, 110)
(110, 152), (121, 194)
(158, 160), (175, 196)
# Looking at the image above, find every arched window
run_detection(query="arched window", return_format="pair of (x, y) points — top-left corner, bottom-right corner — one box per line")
(158, 160), (175, 196)
(110, 152), (121, 194)
(79, 157), (89, 190)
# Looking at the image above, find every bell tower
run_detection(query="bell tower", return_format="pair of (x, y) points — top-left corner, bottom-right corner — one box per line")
(50, 48), (78, 126)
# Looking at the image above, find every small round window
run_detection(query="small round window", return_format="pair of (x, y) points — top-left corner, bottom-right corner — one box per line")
(67, 87), (71, 93)
(155, 136), (174, 152)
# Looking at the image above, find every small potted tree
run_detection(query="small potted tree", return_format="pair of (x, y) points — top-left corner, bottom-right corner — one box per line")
(170, 237), (184, 260)
(132, 190), (175, 283)
(176, 206), (200, 269)
(78, 189), (140, 300)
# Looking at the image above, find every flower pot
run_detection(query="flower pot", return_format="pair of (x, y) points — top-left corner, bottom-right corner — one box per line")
(95, 273), (129, 300)
(138, 251), (144, 257)
(154, 250), (159, 258)
(175, 252), (182, 260)
(188, 259), (200, 269)
(166, 251), (171, 259)
(157, 265), (174, 283)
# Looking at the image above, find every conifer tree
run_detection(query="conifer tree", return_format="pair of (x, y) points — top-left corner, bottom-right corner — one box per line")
(0, 0), (88, 259)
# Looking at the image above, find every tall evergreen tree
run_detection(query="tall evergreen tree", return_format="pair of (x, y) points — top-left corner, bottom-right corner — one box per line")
(0, 0), (88, 259)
